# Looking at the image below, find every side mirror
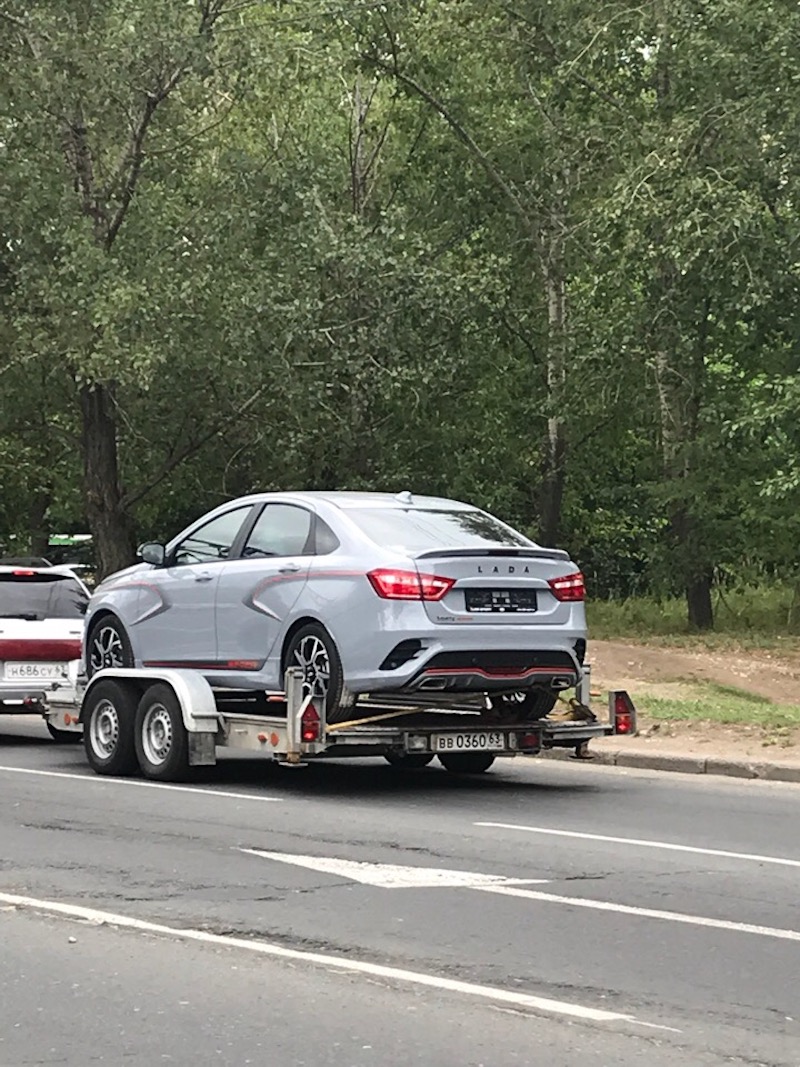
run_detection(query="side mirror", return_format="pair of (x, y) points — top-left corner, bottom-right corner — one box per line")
(138, 542), (166, 566)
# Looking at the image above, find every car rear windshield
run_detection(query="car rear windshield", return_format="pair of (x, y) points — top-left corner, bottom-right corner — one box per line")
(346, 508), (533, 552)
(0, 573), (88, 620)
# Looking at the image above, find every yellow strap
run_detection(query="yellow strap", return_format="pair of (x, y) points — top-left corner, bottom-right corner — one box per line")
(325, 707), (431, 732)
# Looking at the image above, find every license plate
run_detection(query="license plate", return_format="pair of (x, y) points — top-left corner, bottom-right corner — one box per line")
(4, 662), (69, 681)
(432, 732), (506, 752)
(465, 589), (538, 613)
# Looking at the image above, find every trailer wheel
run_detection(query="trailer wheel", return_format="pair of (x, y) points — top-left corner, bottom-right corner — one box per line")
(83, 680), (139, 776)
(438, 752), (495, 775)
(134, 683), (189, 782)
(384, 752), (434, 770)
(46, 722), (82, 744)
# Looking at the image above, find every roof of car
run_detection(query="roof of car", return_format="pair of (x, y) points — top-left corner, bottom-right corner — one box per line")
(241, 491), (477, 511)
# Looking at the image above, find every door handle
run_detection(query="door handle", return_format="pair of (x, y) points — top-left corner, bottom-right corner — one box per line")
(194, 572), (214, 583)
(279, 563), (301, 574)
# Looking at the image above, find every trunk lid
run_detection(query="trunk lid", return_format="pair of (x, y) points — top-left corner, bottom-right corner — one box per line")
(412, 547), (579, 626)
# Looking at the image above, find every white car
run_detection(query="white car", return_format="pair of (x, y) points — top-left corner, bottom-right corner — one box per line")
(0, 564), (89, 738)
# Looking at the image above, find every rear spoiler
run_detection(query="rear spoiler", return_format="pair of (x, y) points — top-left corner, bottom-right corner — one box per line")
(414, 547), (570, 562)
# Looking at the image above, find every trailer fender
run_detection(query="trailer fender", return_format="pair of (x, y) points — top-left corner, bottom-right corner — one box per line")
(80, 668), (219, 734)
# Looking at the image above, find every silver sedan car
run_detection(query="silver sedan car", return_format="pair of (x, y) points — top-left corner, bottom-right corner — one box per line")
(85, 491), (587, 722)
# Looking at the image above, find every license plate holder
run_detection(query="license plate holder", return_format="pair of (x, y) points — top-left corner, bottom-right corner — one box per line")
(4, 662), (69, 681)
(464, 588), (538, 613)
(432, 731), (507, 753)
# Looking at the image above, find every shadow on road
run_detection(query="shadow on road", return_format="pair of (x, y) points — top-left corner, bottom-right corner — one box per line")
(200, 755), (603, 799)
(0, 731), (603, 798)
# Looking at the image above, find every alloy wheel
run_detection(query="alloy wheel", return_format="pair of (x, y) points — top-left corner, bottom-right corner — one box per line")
(91, 624), (125, 673)
(292, 635), (331, 704)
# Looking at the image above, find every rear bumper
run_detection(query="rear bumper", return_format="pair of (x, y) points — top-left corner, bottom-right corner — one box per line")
(0, 680), (77, 710)
(345, 636), (584, 694)
(0, 685), (48, 708)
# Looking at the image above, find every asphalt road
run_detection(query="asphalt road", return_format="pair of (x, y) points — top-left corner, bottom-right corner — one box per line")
(1, 714), (799, 1066)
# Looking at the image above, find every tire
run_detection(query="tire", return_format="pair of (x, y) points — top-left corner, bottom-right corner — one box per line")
(86, 615), (134, 678)
(82, 679), (139, 776)
(384, 752), (434, 770)
(134, 683), (190, 782)
(438, 752), (496, 775)
(283, 623), (346, 724)
(487, 688), (558, 723)
(46, 722), (82, 744)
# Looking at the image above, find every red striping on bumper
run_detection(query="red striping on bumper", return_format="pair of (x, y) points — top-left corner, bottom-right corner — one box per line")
(0, 639), (81, 661)
(422, 666), (576, 679)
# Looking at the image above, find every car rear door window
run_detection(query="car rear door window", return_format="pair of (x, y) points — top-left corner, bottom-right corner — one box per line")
(172, 506), (252, 565)
(242, 505), (314, 558)
(0, 573), (89, 620)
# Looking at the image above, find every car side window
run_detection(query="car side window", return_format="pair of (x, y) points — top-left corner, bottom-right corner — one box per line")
(241, 504), (314, 559)
(172, 507), (252, 565)
(315, 517), (340, 555)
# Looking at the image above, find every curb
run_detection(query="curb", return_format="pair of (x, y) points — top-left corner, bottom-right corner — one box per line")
(543, 746), (800, 784)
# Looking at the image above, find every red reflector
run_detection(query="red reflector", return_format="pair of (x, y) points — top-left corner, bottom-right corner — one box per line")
(301, 702), (321, 743)
(548, 572), (586, 602)
(367, 568), (455, 601)
(518, 732), (540, 750)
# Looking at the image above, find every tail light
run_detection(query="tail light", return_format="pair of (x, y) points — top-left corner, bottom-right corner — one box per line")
(301, 702), (321, 743)
(548, 572), (586, 602)
(12, 569), (37, 576)
(367, 568), (455, 602)
(610, 691), (637, 735)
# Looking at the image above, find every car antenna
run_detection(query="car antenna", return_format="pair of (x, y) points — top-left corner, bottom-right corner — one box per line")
(395, 490), (414, 504)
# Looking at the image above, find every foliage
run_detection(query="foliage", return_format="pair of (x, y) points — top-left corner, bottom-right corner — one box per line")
(0, 0), (799, 627)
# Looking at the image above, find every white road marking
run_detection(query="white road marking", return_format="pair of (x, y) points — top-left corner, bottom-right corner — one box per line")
(245, 849), (800, 944)
(0, 764), (281, 802)
(476, 885), (800, 943)
(476, 822), (800, 869)
(0, 890), (675, 1030)
(239, 848), (548, 889)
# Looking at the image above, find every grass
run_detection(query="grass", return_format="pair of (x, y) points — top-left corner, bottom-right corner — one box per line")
(637, 681), (800, 731)
(588, 583), (800, 652)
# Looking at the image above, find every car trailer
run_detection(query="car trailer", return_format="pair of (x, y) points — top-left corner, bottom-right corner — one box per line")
(31, 662), (636, 782)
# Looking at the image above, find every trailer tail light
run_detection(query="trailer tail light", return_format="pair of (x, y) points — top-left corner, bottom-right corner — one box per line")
(548, 572), (586, 602)
(610, 690), (637, 735)
(518, 732), (540, 752)
(367, 569), (455, 601)
(301, 702), (321, 743)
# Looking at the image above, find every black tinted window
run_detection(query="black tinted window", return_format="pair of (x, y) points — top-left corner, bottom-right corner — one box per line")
(0, 573), (88, 620)
(347, 508), (533, 551)
(314, 517), (340, 555)
(242, 505), (314, 558)
(173, 507), (251, 565)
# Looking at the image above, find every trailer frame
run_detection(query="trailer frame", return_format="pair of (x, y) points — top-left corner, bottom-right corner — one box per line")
(20, 661), (636, 781)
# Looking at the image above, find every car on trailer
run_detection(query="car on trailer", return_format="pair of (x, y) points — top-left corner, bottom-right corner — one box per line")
(83, 490), (588, 727)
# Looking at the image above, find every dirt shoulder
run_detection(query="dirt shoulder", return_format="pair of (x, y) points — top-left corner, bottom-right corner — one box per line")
(590, 639), (800, 706)
(586, 639), (800, 768)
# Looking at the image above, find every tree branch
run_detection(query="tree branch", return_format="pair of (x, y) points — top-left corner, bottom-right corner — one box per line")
(102, 0), (232, 249)
(120, 382), (269, 510)
(363, 54), (540, 248)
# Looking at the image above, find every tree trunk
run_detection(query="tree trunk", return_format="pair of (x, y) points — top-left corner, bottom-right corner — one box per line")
(79, 382), (135, 579)
(687, 572), (713, 630)
(27, 490), (52, 559)
(538, 188), (568, 547)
